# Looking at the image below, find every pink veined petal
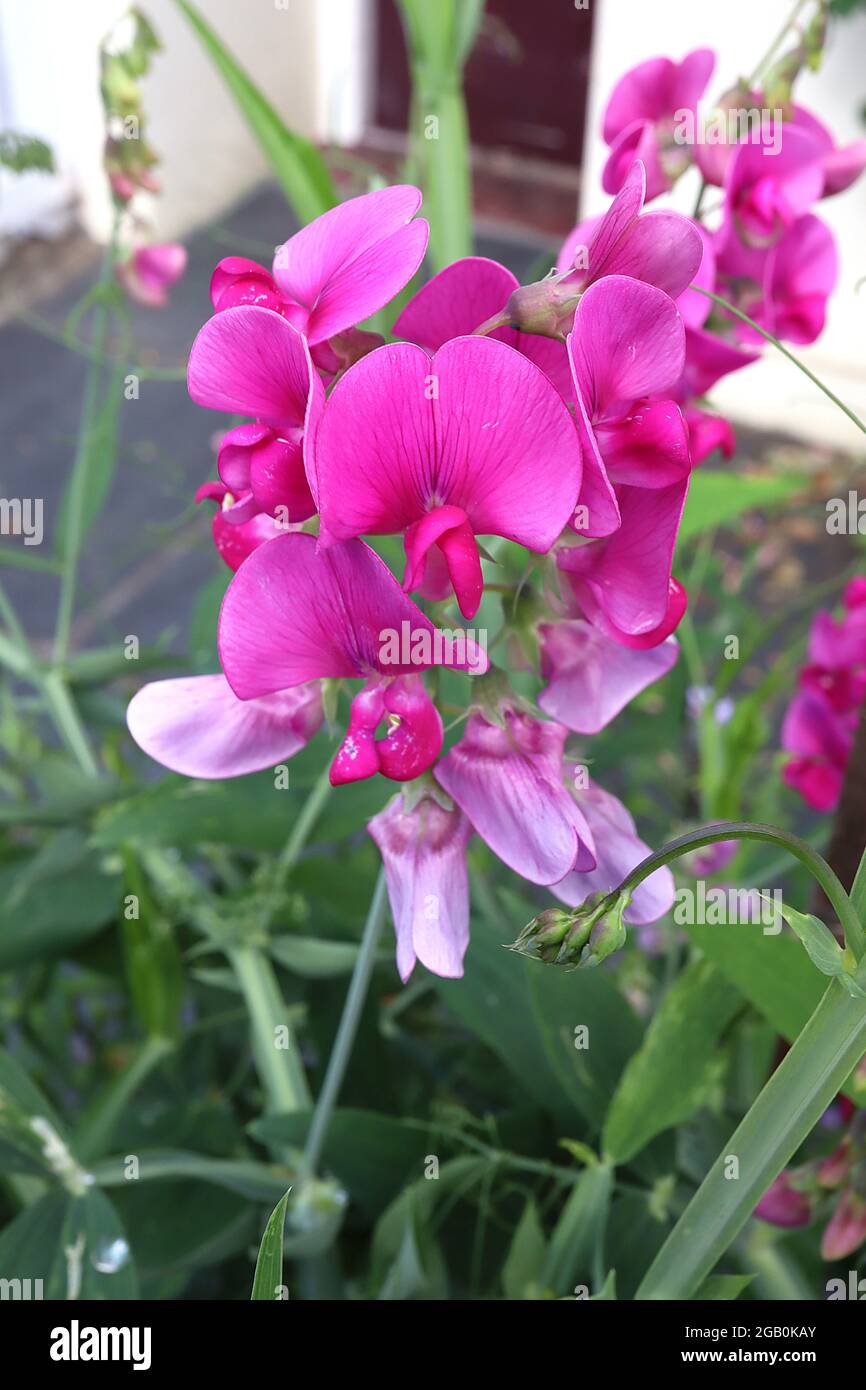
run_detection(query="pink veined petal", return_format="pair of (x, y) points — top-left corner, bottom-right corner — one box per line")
(570, 381), (622, 538)
(569, 276), (685, 418)
(272, 185), (428, 344)
(676, 222), (716, 330)
(587, 160), (646, 267)
(218, 422), (274, 494)
(218, 533), (485, 700)
(248, 433), (315, 521)
(595, 210), (703, 300)
(682, 325), (759, 397)
(210, 257), (277, 310)
(557, 214), (601, 276)
(434, 711), (596, 886)
(722, 126), (825, 247)
(368, 794), (473, 982)
(603, 124), (669, 200)
(596, 399), (691, 488)
(552, 777), (675, 924)
(317, 336), (582, 554)
(188, 306), (315, 432)
(377, 676), (444, 782)
(538, 619), (678, 733)
(559, 479), (689, 638)
(196, 481), (282, 571)
(127, 674), (322, 778)
(393, 256), (518, 349)
(768, 214), (837, 346)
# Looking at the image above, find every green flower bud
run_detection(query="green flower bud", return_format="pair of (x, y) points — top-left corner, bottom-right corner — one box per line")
(509, 891), (631, 968)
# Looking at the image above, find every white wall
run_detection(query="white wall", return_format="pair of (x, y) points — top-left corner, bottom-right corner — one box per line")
(583, 0), (866, 447)
(0, 0), (371, 245)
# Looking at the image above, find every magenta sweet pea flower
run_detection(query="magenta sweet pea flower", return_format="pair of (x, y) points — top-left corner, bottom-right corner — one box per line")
(601, 49), (715, 200)
(117, 242), (187, 307)
(434, 709), (595, 886)
(781, 690), (854, 812)
(315, 336), (582, 619)
(188, 305), (324, 524)
(218, 532), (486, 787)
(684, 408), (735, 465)
(567, 272), (690, 539)
(720, 125), (824, 250)
(556, 161), (703, 303)
(127, 675), (323, 778)
(393, 256), (572, 398)
(368, 792), (473, 981)
(755, 1171), (813, 1229)
(538, 619), (678, 734)
(195, 481), (284, 572)
(210, 186), (428, 346)
(713, 213), (837, 348)
(784, 106), (866, 198)
(551, 776), (675, 925)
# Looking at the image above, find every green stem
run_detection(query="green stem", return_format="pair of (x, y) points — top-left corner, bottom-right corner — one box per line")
(618, 821), (866, 961)
(40, 670), (100, 778)
(636, 977), (866, 1299)
(261, 763), (332, 932)
(54, 231), (119, 664)
(227, 944), (311, 1114)
(747, 0), (811, 86)
(691, 286), (866, 437)
(303, 869), (389, 1175)
(74, 1035), (173, 1163)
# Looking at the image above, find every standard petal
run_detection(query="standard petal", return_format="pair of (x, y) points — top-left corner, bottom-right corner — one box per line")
(570, 276), (685, 416)
(595, 210), (703, 300)
(393, 256), (518, 349)
(127, 675), (322, 778)
(188, 306), (315, 431)
(538, 619), (678, 733)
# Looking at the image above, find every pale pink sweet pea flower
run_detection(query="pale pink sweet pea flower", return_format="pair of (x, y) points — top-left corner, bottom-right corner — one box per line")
(217, 533), (486, 787)
(127, 676), (323, 779)
(434, 709), (596, 886)
(210, 185), (428, 346)
(551, 776), (675, 925)
(195, 480), (284, 572)
(538, 619), (679, 734)
(315, 336), (582, 620)
(567, 272), (690, 539)
(601, 49), (715, 200)
(369, 792), (473, 982)
(117, 242), (187, 307)
(188, 305), (324, 525)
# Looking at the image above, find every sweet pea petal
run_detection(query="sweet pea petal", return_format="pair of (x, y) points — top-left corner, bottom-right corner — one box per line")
(188, 306), (315, 431)
(538, 619), (678, 733)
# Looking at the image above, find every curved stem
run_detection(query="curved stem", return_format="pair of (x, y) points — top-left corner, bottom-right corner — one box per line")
(303, 869), (389, 1176)
(690, 285), (866, 437)
(618, 821), (865, 961)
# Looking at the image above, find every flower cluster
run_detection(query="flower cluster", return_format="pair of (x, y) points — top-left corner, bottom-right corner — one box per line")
(782, 578), (866, 811)
(127, 39), (862, 982)
(756, 1098), (866, 1260)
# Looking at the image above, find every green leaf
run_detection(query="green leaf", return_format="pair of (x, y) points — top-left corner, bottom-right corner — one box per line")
(686, 915), (824, 1042)
(0, 1189), (137, 1299)
(251, 1188), (290, 1301)
(502, 1197), (547, 1298)
(695, 1273), (755, 1300)
(0, 1048), (69, 1176)
(678, 471), (805, 548)
(175, 0), (336, 222)
(542, 1164), (613, 1296)
(603, 961), (743, 1164)
(267, 934), (389, 979)
(775, 900), (866, 996)
(0, 852), (120, 969)
(91, 1149), (290, 1202)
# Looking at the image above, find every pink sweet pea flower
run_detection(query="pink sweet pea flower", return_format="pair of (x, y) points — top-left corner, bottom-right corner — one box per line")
(551, 776), (675, 925)
(787, 106), (866, 198)
(195, 481), (284, 572)
(393, 256), (572, 398)
(567, 272), (690, 539)
(684, 408), (736, 465)
(556, 161), (704, 303)
(117, 242), (187, 307)
(781, 690), (854, 812)
(800, 603), (866, 714)
(720, 125), (824, 250)
(188, 305), (324, 524)
(713, 213), (837, 348)
(601, 49), (715, 200)
(369, 792), (473, 982)
(538, 619), (678, 734)
(434, 709), (595, 886)
(315, 336), (582, 620)
(210, 186), (428, 346)
(127, 675), (322, 779)
(821, 1190), (866, 1260)
(754, 1171), (813, 1229)
(218, 533), (486, 787)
